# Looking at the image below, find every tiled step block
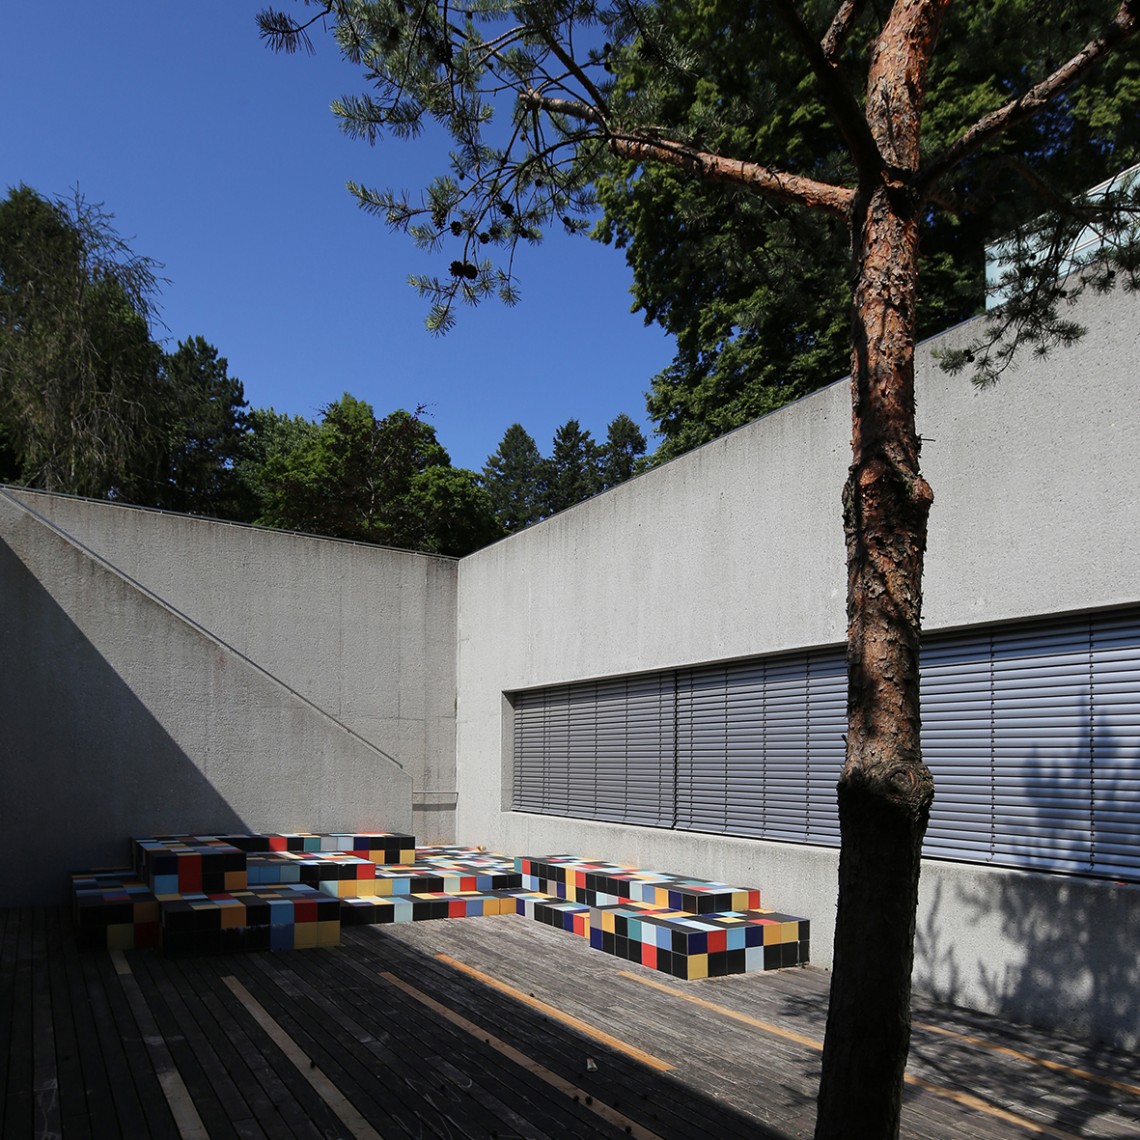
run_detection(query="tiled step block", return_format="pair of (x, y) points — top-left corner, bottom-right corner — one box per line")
(324, 860), (522, 897)
(160, 884), (340, 953)
(326, 833), (417, 864)
(589, 902), (810, 980)
(210, 832), (417, 864)
(517, 855), (761, 914)
(415, 846), (519, 870)
(246, 850), (379, 889)
(71, 870), (161, 950)
(133, 836), (247, 896)
(506, 891), (591, 937)
(338, 890), (516, 926)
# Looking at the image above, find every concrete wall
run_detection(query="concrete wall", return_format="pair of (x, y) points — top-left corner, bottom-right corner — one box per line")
(7, 490), (459, 843)
(454, 284), (1140, 1049)
(0, 491), (413, 905)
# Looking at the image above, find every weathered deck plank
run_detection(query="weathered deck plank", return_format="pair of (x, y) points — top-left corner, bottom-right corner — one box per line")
(2, 906), (1139, 1140)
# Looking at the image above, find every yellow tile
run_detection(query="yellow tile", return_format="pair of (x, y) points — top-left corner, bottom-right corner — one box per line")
(106, 924), (135, 950)
(293, 923), (319, 949)
(225, 871), (246, 890)
(763, 924), (782, 946)
(316, 920), (340, 946)
(220, 905), (245, 930)
(781, 921), (800, 944)
(686, 953), (709, 981)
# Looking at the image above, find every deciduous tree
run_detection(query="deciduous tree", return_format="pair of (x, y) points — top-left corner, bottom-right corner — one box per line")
(251, 394), (500, 554)
(258, 3), (1140, 1132)
(0, 184), (167, 496)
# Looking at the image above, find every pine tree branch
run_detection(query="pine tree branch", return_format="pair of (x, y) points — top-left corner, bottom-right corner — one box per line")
(518, 90), (854, 216)
(770, 0), (883, 180)
(920, 0), (1140, 191)
(609, 135), (855, 216)
(822, 0), (868, 62)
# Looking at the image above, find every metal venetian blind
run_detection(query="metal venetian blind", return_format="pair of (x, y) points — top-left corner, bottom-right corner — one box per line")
(675, 648), (845, 844)
(988, 620), (1094, 874)
(920, 630), (999, 861)
(921, 608), (1140, 879)
(511, 675), (674, 827)
(1089, 611), (1140, 877)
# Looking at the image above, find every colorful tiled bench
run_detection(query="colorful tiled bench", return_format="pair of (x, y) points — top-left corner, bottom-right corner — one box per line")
(513, 855), (808, 978)
(589, 901), (810, 980)
(73, 837), (809, 978)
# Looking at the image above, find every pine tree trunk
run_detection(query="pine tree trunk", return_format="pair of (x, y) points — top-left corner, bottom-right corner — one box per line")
(814, 4), (948, 1132)
(814, 181), (936, 1138)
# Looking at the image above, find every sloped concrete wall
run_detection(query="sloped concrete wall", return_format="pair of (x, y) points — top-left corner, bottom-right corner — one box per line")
(8, 491), (458, 844)
(454, 284), (1140, 1049)
(0, 492), (413, 905)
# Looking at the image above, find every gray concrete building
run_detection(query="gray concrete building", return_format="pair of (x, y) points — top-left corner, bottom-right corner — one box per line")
(1, 283), (1137, 1050)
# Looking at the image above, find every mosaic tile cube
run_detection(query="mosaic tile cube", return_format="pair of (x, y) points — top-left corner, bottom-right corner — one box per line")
(517, 855), (760, 914)
(588, 904), (809, 978)
(506, 891), (592, 937)
(246, 850), (378, 890)
(334, 856), (522, 898)
(133, 835), (247, 896)
(160, 884), (340, 954)
(338, 890), (516, 926)
(71, 870), (161, 950)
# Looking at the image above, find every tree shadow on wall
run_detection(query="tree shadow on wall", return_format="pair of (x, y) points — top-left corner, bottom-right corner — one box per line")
(913, 703), (1140, 1135)
(0, 538), (250, 906)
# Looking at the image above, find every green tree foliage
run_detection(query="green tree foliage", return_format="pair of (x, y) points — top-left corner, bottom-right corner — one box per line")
(250, 394), (500, 554)
(596, 0), (1140, 458)
(148, 337), (250, 516)
(599, 412), (647, 487)
(482, 422), (546, 531)
(597, 4), (1140, 458)
(0, 184), (167, 495)
(544, 418), (601, 514)
(403, 464), (505, 554)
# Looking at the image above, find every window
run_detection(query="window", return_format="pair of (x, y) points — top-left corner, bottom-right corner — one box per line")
(510, 608), (1140, 881)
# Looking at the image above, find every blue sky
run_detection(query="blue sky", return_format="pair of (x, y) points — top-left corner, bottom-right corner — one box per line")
(1, 2), (675, 472)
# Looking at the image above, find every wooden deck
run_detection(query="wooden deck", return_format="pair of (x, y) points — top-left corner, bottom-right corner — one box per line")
(3, 906), (1139, 1138)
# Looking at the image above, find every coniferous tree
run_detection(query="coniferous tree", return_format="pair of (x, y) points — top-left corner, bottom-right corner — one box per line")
(600, 413), (648, 489)
(544, 419), (601, 515)
(482, 422), (546, 531)
(147, 337), (250, 516)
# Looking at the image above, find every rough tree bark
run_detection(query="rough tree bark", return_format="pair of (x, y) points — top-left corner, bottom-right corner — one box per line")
(815, 3), (946, 1135)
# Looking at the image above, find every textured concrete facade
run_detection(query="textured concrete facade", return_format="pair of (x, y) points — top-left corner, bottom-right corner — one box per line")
(8, 490), (459, 844)
(0, 492), (415, 904)
(454, 284), (1140, 1049)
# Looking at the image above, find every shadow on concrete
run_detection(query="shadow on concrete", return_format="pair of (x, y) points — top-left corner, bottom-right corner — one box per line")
(0, 539), (249, 905)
